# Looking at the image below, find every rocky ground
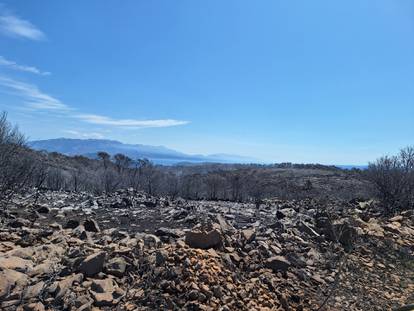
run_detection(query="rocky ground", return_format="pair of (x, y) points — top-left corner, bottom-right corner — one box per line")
(0, 189), (413, 310)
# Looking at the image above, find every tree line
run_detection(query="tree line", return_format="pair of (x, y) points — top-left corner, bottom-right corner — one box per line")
(0, 112), (412, 213)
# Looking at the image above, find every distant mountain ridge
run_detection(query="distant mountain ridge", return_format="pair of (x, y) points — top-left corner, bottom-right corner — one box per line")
(28, 138), (257, 165)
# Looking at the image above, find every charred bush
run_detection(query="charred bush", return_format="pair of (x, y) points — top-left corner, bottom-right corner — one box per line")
(366, 146), (414, 213)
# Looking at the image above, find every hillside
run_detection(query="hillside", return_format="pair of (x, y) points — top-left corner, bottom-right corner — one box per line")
(29, 138), (257, 165)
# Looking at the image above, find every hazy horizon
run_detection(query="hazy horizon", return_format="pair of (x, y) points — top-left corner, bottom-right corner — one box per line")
(29, 136), (370, 167)
(0, 1), (413, 165)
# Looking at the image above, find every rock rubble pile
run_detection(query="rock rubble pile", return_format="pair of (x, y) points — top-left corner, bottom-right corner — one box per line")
(0, 189), (413, 310)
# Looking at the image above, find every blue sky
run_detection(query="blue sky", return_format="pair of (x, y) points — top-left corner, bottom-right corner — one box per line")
(0, 1), (413, 164)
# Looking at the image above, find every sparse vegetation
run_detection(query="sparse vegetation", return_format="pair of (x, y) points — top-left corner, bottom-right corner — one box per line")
(366, 146), (414, 213)
(5, 111), (414, 217)
(0, 112), (372, 204)
(0, 112), (36, 200)
(0, 112), (413, 311)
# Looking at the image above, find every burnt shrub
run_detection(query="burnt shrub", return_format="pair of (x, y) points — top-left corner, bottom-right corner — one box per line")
(366, 146), (414, 213)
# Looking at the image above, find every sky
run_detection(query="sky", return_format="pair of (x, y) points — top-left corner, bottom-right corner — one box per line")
(0, 1), (413, 165)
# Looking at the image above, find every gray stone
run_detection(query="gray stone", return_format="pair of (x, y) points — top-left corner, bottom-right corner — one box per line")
(265, 256), (291, 272)
(23, 281), (45, 300)
(64, 219), (80, 229)
(106, 257), (127, 277)
(142, 234), (161, 248)
(83, 219), (100, 232)
(155, 250), (167, 266)
(55, 273), (83, 299)
(79, 251), (106, 276)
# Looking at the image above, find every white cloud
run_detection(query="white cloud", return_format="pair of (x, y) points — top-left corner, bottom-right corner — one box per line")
(0, 76), (69, 111)
(76, 114), (190, 129)
(63, 130), (105, 139)
(0, 76), (189, 130)
(0, 56), (50, 76)
(0, 9), (45, 40)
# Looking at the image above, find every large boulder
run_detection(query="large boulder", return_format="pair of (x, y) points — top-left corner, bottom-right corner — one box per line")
(185, 229), (223, 249)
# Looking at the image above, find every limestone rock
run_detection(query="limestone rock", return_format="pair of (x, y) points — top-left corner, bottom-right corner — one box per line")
(90, 278), (116, 307)
(23, 281), (45, 300)
(55, 273), (83, 299)
(185, 229), (222, 249)
(92, 292), (114, 307)
(91, 278), (115, 293)
(242, 229), (256, 243)
(105, 257), (127, 277)
(0, 256), (33, 272)
(0, 272), (12, 299)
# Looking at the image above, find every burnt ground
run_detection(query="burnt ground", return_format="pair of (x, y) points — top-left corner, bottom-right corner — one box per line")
(0, 189), (413, 310)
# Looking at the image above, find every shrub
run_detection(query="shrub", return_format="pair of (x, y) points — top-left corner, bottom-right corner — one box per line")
(0, 112), (35, 199)
(366, 146), (414, 213)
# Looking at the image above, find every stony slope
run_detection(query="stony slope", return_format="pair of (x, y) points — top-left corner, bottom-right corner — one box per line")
(0, 190), (413, 310)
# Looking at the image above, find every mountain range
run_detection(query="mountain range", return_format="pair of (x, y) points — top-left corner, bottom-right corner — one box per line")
(28, 138), (258, 165)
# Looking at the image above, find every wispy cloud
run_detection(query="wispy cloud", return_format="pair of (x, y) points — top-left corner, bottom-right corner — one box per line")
(76, 114), (190, 129)
(0, 56), (50, 76)
(0, 8), (45, 41)
(63, 130), (105, 139)
(0, 76), (189, 130)
(0, 76), (69, 111)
